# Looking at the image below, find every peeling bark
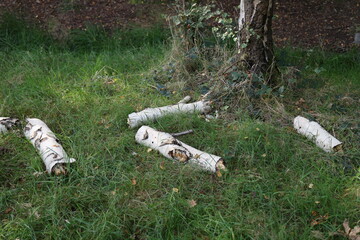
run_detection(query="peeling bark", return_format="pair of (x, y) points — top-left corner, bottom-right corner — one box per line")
(24, 118), (76, 174)
(238, 0), (277, 81)
(135, 126), (225, 173)
(0, 117), (20, 134)
(294, 116), (342, 152)
(128, 100), (211, 128)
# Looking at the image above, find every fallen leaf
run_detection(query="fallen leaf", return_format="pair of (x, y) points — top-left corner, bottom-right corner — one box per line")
(261, 153), (267, 158)
(343, 220), (360, 240)
(311, 230), (325, 240)
(21, 203), (32, 208)
(159, 161), (165, 170)
(4, 207), (13, 214)
(188, 199), (197, 208)
(309, 183), (314, 189)
(33, 171), (45, 177)
(34, 211), (41, 219)
(131, 152), (138, 156)
(311, 213), (329, 226)
(311, 211), (318, 216)
(172, 188), (179, 193)
(295, 98), (306, 106)
(131, 178), (137, 185)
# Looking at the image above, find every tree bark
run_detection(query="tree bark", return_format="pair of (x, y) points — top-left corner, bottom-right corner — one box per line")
(238, 0), (277, 82)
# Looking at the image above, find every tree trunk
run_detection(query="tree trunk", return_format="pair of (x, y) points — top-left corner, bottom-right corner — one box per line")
(238, 0), (277, 82)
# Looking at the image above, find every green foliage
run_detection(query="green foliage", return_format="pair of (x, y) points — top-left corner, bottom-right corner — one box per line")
(0, 14), (54, 51)
(170, 1), (237, 49)
(0, 14), (169, 53)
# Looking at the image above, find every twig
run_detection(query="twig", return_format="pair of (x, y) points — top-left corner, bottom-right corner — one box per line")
(170, 130), (194, 137)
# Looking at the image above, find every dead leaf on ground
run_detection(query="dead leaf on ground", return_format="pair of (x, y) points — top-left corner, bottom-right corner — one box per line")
(343, 220), (360, 240)
(34, 210), (41, 219)
(188, 199), (197, 208)
(4, 207), (13, 214)
(159, 161), (165, 170)
(311, 212), (329, 226)
(131, 178), (137, 185)
(312, 230), (325, 240)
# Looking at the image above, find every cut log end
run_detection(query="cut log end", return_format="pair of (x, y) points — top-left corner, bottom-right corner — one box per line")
(215, 159), (226, 171)
(52, 164), (67, 175)
(333, 144), (343, 153)
(215, 159), (226, 177)
(0, 117), (21, 133)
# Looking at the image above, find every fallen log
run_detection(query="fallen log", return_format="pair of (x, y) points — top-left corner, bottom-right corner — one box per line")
(0, 117), (20, 134)
(294, 116), (342, 152)
(128, 97), (211, 128)
(24, 118), (76, 175)
(135, 126), (225, 173)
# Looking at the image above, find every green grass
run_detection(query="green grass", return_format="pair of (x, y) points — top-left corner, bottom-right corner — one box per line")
(0, 16), (359, 239)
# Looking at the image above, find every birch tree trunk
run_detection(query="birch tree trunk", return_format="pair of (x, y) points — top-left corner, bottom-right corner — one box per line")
(238, 0), (277, 82)
(135, 126), (225, 173)
(24, 118), (76, 174)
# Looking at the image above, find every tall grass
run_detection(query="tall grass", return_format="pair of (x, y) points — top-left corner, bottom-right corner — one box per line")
(0, 15), (359, 239)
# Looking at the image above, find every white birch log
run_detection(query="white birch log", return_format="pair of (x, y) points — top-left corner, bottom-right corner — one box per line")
(128, 100), (211, 128)
(135, 126), (225, 173)
(24, 118), (76, 174)
(294, 116), (342, 152)
(0, 117), (20, 134)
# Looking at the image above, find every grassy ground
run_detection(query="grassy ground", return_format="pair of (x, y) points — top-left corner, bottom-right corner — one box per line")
(0, 16), (359, 240)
